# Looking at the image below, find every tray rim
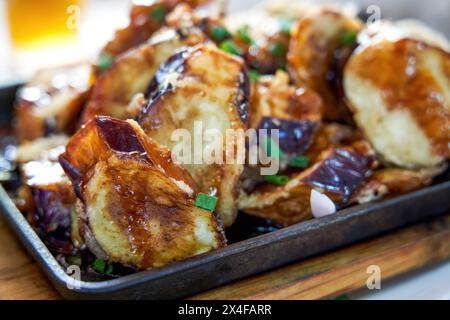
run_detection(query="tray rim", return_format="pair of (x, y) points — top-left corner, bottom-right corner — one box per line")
(1, 179), (450, 298)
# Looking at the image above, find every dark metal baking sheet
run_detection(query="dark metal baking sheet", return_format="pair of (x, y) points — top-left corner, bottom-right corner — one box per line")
(1, 84), (449, 299)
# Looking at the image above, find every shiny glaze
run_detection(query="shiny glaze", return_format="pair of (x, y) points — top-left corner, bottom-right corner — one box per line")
(238, 137), (376, 226)
(15, 63), (93, 142)
(138, 44), (249, 227)
(60, 116), (198, 196)
(346, 38), (450, 158)
(302, 147), (375, 202)
(250, 71), (323, 129)
(83, 27), (206, 123)
(288, 10), (362, 121)
(258, 117), (319, 155)
(94, 157), (221, 268)
(100, 0), (213, 58)
(59, 116), (223, 268)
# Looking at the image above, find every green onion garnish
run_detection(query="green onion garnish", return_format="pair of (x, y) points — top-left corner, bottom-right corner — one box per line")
(97, 53), (114, 72)
(236, 25), (254, 45)
(290, 155), (309, 168)
(195, 193), (218, 212)
(268, 42), (287, 56)
(67, 255), (82, 266)
(219, 40), (242, 56)
(211, 26), (231, 42)
(248, 69), (260, 83)
(92, 259), (113, 274)
(263, 136), (285, 160)
(264, 175), (289, 186)
(339, 30), (357, 46)
(335, 294), (350, 300)
(150, 6), (166, 23)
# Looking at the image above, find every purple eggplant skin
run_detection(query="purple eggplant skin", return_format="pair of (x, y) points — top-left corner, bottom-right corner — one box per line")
(30, 184), (76, 255)
(95, 116), (146, 154)
(59, 116), (148, 199)
(302, 148), (375, 203)
(328, 45), (356, 101)
(140, 45), (250, 125)
(258, 116), (319, 155)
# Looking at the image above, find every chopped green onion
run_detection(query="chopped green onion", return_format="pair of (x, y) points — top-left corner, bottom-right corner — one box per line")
(67, 255), (82, 266)
(92, 259), (113, 274)
(105, 264), (113, 275)
(248, 69), (260, 83)
(150, 6), (166, 23)
(290, 155), (309, 168)
(268, 42), (287, 56)
(236, 25), (254, 45)
(219, 40), (242, 56)
(339, 30), (357, 46)
(263, 136), (285, 160)
(195, 193), (218, 212)
(335, 294), (350, 300)
(264, 175), (289, 186)
(211, 26), (231, 42)
(279, 17), (295, 34)
(97, 53), (114, 72)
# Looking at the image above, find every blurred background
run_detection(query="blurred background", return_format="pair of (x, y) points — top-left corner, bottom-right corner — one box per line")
(0, 0), (449, 87)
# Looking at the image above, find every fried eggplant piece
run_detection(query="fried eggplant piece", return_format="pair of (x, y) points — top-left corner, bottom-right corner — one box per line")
(14, 136), (78, 254)
(351, 165), (447, 204)
(288, 10), (362, 121)
(15, 63), (93, 143)
(249, 71), (322, 128)
(165, 1), (224, 31)
(138, 44), (249, 227)
(249, 71), (322, 159)
(344, 38), (450, 168)
(29, 183), (77, 255)
(59, 116), (225, 269)
(225, 10), (291, 74)
(100, 0), (221, 59)
(238, 141), (376, 226)
(82, 27), (207, 123)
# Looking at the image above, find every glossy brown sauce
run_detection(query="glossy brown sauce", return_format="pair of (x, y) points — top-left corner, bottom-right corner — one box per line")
(62, 117), (198, 196)
(348, 39), (450, 157)
(101, 159), (201, 268)
(288, 10), (362, 121)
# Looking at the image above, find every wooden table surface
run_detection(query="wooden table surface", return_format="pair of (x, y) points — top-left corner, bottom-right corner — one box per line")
(2, 213), (450, 300)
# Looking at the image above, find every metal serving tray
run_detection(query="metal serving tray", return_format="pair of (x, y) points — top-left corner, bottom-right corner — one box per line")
(1, 84), (450, 299)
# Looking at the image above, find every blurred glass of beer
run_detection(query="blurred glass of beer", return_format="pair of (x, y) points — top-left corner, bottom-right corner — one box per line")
(6, 0), (83, 50)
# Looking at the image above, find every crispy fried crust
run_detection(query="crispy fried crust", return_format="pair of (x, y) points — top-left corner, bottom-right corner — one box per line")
(138, 44), (249, 227)
(59, 116), (225, 269)
(344, 38), (450, 168)
(351, 165), (447, 204)
(288, 10), (362, 121)
(15, 63), (93, 143)
(83, 28), (207, 123)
